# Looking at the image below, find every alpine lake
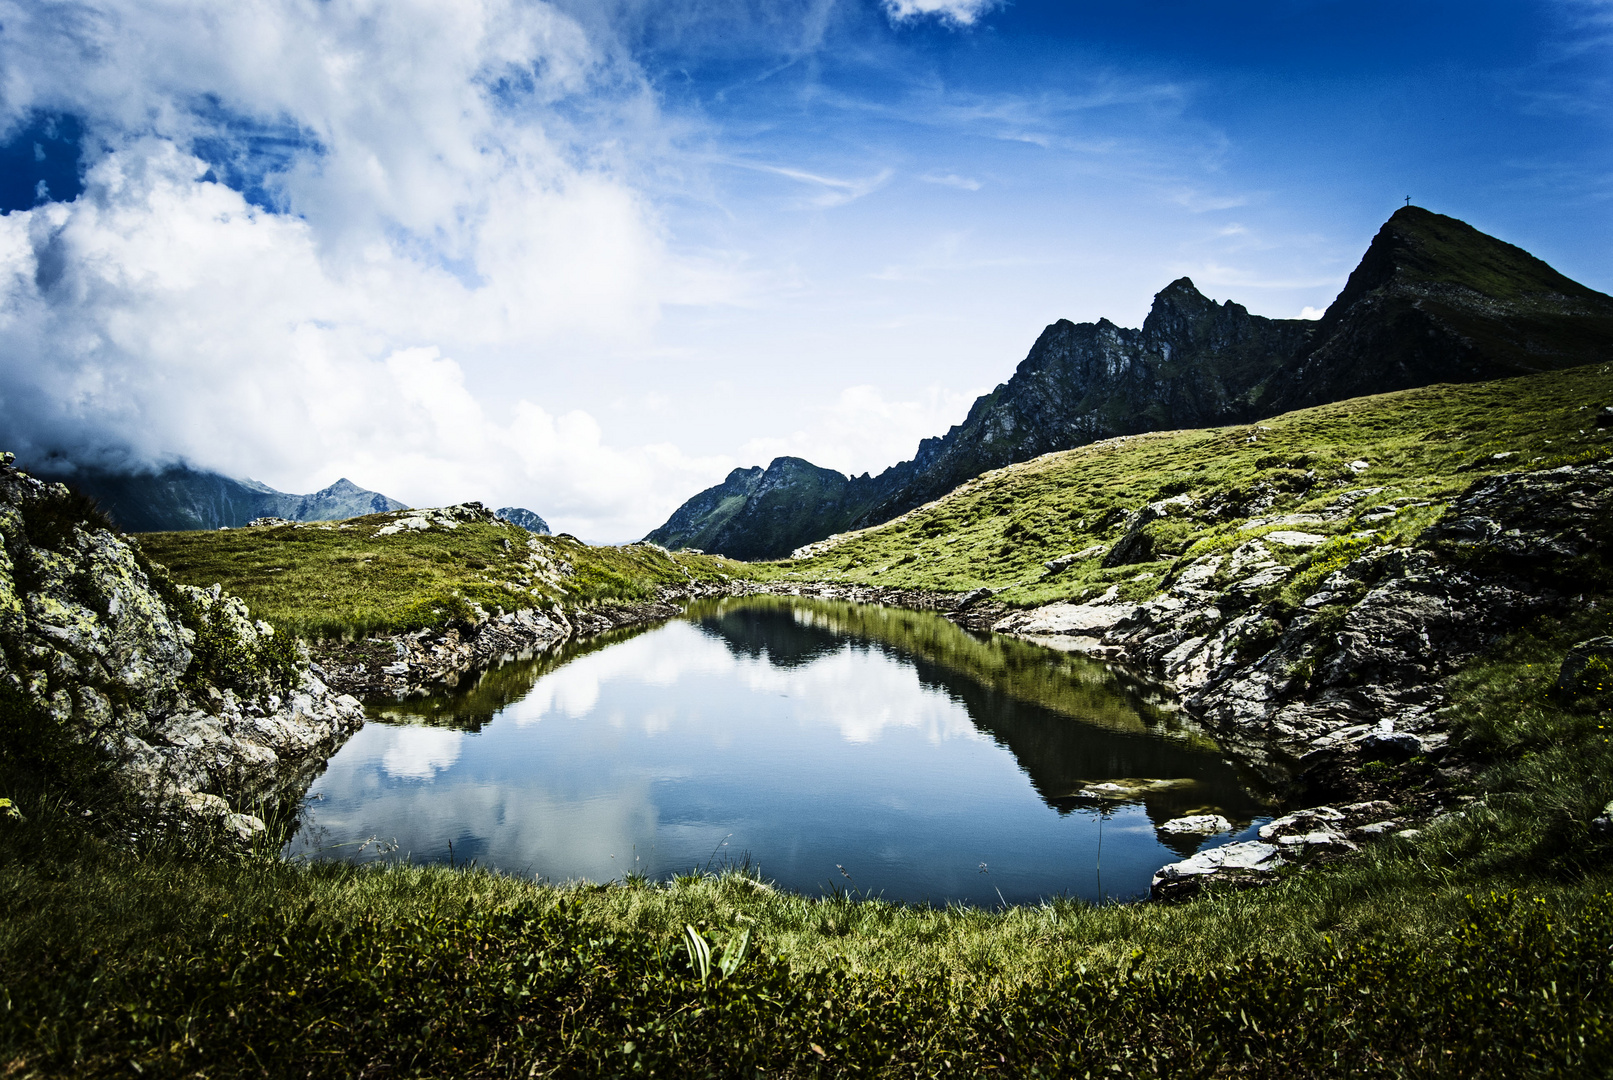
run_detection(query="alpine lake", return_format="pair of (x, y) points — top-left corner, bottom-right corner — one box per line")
(287, 597), (1272, 905)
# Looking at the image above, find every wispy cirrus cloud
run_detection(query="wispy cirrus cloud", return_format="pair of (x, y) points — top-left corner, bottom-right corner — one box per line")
(733, 161), (895, 207)
(919, 172), (982, 190)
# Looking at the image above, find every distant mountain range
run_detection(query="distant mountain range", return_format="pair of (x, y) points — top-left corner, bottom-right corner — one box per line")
(646, 206), (1613, 560)
(43, 466), (409, 532)
(496, 507), (551, 534)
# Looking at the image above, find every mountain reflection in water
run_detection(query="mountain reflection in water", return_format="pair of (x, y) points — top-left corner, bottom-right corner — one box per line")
(289, 597), (1270, 902)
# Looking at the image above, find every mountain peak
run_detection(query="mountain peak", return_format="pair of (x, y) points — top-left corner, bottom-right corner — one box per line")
(1143, 276), (1216, 326)
(1140, 275), (1247, 350)
(1321, 206), (1598, 326)
(38, 465), (408, 531)
(495, 507), (551, 534)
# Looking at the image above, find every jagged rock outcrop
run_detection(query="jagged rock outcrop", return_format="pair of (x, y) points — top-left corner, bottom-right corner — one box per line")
(976, 463), (1611, 895)
(0, 453), (364, 839)
(32, 464), (407, 532)
(649, 208), (1613, 560)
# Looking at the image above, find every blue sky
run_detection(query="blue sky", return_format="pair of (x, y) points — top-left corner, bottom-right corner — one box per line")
(0, 0), (1608, 539)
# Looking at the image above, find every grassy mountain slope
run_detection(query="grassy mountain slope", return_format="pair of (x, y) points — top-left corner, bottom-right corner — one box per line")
(758, 361), (1613, 607)
(642, 465), (764, 551)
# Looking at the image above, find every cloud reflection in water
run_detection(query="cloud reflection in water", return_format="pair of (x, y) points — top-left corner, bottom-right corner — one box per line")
(290, 599), (1265, 904)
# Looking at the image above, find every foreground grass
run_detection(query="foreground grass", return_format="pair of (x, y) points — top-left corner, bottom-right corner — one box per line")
(7, 836), (1613, 1076)
(755, 361), (1613, 606)
(5, 607), (1611, 1076)
(136, 514), (745, 640)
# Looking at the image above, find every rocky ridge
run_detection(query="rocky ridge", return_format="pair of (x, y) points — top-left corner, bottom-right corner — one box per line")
(648, 208), (1613, 561)
(0, 454), (364, 842)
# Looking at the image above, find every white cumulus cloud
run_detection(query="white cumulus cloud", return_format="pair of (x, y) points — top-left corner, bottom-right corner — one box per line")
(737, 383), (980, 478)
(0, 0), (738, 540)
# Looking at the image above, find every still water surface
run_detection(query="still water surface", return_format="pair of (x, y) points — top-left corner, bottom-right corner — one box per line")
(288, 597), (1268, 904)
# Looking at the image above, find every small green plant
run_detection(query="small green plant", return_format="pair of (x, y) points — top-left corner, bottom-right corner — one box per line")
(1563, 655), (1613, 710)
(176, 592), (302, 696)
(683, 923), (753, 984)
(17, 482), (115, 550)
(1235, 617), (1285, 658)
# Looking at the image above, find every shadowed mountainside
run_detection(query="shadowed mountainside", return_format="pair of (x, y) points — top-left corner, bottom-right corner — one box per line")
(39, 466), (408, 532)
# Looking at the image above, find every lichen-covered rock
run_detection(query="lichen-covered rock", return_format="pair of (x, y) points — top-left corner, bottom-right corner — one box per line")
(372, 502), (497, 536)
(1425, 462), (1613, 567)
(0, 453), (363, 839)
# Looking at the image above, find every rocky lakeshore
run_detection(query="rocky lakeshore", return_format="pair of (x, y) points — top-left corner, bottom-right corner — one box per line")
(9, 436), (1608, 902)
(981, 462), (1612, 897)
(681, 462), (1608, 898)
(304, 569), (974, 702)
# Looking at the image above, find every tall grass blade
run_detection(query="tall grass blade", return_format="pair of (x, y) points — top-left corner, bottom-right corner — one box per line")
(718, 926), (751, 979)
(683, 924), (712, 983)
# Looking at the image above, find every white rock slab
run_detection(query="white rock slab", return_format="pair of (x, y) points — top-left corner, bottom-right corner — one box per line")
(1151, 841), (1284, 890)
(1262, 531), (1328, 547)
(1159, 814), (1233, 835)
(993, 586), (1136, 636)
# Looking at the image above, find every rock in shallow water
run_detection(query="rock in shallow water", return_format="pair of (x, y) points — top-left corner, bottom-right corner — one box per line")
(1158, 814), (1233, 835)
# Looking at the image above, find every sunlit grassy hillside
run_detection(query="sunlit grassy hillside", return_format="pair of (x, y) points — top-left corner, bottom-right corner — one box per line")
(137, 511), (744, 640)
(756, 361), (1613, 608)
